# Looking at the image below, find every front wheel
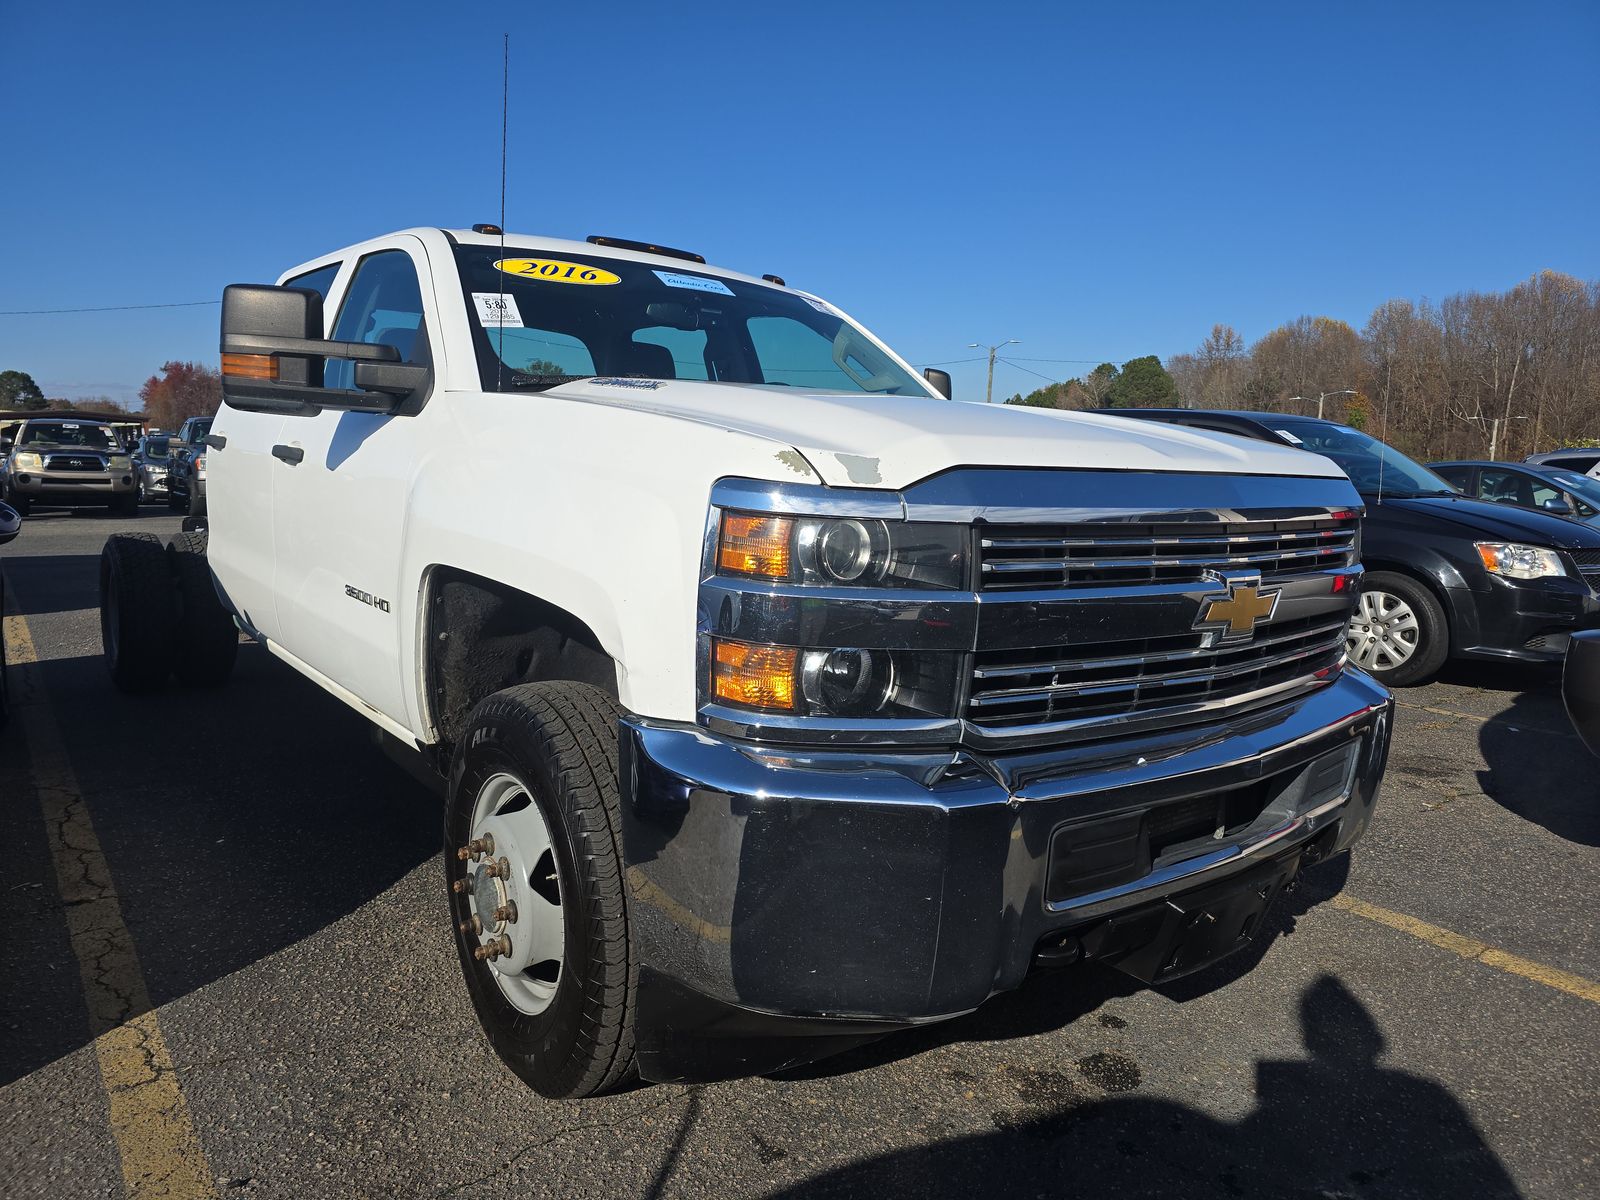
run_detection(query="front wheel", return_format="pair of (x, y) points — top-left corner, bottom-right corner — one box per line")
(1346, 571), (1449, 686)
(445, 681), (636, 1098)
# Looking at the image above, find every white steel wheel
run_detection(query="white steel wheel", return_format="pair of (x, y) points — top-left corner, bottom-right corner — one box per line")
(1347, 588), (1420, 673)
(464, 771), (566, 1016)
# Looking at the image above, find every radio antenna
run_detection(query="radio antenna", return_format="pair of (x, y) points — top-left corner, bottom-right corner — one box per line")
(496, 31), (509, 391)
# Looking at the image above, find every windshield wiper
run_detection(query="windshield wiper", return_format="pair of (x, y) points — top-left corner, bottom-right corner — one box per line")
(503, 372), (594, 391)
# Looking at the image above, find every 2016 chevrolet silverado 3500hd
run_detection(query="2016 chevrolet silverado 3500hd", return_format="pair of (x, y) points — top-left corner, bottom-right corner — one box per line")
(97, 227), (1393, 1098)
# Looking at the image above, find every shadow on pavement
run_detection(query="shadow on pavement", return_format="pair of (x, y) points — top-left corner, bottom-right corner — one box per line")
(0, 633), (440, 1087)
(1477, 683), (1599, 847)
(763, 975), (1523, 1200)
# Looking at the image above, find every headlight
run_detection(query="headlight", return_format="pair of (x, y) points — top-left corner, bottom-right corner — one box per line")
(716, 512), (967, 589)
(108, 455), (131, 470)
(1475, 542), (1566, 580)
(13, 452), (43, 471)
(710, 637), (963, 718)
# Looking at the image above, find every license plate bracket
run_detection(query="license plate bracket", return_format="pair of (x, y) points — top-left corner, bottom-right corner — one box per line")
(1079, 852), (1302, 984)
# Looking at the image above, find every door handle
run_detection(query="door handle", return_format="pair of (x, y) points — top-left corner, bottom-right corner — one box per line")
(271, 444), (305, 466)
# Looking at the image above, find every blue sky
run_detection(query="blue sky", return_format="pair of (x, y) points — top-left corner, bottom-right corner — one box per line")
(2, 1), (1597, 406)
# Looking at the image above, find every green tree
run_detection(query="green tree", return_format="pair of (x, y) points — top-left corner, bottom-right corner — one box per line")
(1106, 356), (1179, 408)
(0, 369), (47, 409)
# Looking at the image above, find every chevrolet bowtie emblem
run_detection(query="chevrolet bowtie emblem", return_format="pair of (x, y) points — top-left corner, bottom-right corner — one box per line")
(1196, 581), (1280, 638)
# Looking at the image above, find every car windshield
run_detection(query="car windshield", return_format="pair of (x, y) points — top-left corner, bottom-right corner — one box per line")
(19, 423), (121, 450)
(1269, 419), (1455, 498)
(142, 438), (170, 459)
(452, 246), (931, 398)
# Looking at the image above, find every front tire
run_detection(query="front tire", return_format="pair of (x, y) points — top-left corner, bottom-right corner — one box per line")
(99, 533), (175, 692)
(446, 681), (636, 1098)
(1347, 571), (1449, 686)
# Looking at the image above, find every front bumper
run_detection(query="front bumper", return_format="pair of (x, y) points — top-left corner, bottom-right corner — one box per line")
(1449, 571), (1600, 663)
(620, 668), (1392, 1082)
(11, 470), (136, 501)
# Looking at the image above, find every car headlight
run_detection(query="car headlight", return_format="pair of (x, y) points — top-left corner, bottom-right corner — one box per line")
(716, 512), (967, 589)
(710, 637), (962, 718)
(1475, 542), (1566, 580)
(108, 455), (131, 470)
(13, 452), (43, 471)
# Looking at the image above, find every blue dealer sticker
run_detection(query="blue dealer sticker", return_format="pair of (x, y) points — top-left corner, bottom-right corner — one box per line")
(653, 270), (735, 296)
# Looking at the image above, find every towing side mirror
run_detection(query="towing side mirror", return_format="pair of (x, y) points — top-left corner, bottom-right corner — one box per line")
(0, 501), (20, 545)
(923, 368), (953, 399)
(1563, 630), (1600, 757)
(220, 284), (428, 417)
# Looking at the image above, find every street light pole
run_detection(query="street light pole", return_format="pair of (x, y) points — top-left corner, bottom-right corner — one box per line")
(1488, 415), (1529, 461)
(1287, 389), (1359, 419)
(969, 339), (1020, 404)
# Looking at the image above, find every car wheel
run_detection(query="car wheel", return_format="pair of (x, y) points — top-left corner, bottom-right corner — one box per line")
(167, 486), (183, 511)
(445, 681), (636, 1099)
(187, 488), (206, 518)
(167, 531), (237, 687)
(1346, 570), (1449, 687)
(99, 533), (175, 693)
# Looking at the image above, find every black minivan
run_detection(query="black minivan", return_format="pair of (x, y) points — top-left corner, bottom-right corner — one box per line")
(1105, 409), (1600, 686)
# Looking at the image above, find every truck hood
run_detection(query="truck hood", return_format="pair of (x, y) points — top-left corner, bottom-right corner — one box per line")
(549, 380), (1345, 489)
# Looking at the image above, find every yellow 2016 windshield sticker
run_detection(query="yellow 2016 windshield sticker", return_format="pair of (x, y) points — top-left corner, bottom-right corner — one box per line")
(494, 258), (621, 286)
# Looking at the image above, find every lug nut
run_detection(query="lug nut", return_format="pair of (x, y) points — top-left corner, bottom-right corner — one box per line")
(484, 857), (511, 880)
(451, 879), (470, 894)
(456, 834), (495, 861)
(473, 935), (512, 962)
(458, 915), (482, 936)
(494, 902), (518, 924)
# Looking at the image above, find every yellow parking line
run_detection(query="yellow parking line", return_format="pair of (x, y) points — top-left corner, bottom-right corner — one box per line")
(1332, 893), (1600, 1006)
(4, 609), (219, 1199)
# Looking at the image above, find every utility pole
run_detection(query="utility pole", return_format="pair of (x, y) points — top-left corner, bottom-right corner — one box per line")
(1488, 415), (1529, 461)
(969, 339), (1020, 404)
(1287, 389), (1358, 419)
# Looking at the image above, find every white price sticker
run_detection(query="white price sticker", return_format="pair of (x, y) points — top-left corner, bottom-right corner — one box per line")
(472, 292), (524, 328)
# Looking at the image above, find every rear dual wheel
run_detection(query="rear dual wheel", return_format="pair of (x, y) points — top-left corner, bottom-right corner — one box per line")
(99, 531), (237, 692)
(445, 681), (636, 1099)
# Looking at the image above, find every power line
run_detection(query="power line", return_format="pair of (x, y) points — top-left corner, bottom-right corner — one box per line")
(0, 300), (220, 316)
(914, 357), (987, 367)
(996, 358), (1064, 383)
(1007, 355), (1110, 364)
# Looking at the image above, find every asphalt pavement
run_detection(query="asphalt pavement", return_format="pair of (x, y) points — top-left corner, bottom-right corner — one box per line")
(2, 507), (1597, 1199)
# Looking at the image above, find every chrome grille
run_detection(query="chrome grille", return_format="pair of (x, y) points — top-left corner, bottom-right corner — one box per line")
(980, 515), (1358, 591)
(45, 454), (105, 473)
(967, 615), (1349, 730)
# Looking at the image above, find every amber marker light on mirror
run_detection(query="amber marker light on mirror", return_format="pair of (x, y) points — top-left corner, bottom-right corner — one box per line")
(222, 353), (278, 380)
(718, 514), (794, 579)
(711, 639), (798, 711)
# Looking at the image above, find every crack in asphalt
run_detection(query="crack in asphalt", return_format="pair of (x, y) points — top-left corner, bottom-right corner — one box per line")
(427, 1087), (693, 1198)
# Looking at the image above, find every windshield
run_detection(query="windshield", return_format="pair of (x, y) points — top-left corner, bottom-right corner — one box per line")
(20, 422), (121, 450)
(453, 246), (932, 398)
(141, 438), (170, 459)
(1270, 419), (1454, 498)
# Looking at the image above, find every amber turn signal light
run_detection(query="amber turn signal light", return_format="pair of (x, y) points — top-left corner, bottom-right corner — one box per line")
(222, 353), (278, 380)
(711, 639), (798, 711)
(718, 514), (793, 579)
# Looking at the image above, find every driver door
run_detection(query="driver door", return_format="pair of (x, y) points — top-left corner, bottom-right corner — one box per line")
(270, 238), (437, 728)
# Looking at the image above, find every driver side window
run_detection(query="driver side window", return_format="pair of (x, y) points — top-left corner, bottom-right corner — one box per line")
(326, 250), (431, 391)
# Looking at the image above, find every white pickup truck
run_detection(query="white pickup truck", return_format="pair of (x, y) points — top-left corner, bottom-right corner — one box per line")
(98, 227), (1393, 1098)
